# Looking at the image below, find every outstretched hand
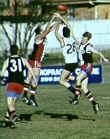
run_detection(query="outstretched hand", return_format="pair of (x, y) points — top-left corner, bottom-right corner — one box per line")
(53, 13), (62, 19)
(104, 58), (110, 63)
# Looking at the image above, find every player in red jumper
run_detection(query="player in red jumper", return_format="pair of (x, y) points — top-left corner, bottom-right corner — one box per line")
(23, 15), (57, 106)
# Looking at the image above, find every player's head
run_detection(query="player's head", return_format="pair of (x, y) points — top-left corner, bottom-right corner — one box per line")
(34, 25), (41, 35)
(81, 32), (92, 44)
(63, 26), (70, 38)
(83, 32), (92, 40)
(10, 44), (18, 55)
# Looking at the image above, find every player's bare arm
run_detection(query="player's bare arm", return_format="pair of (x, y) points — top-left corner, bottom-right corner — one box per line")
(55, 23), (64, 48)
(89, 46), (109, 63)
(0, 59), (8, 77)
(54, 13), (74, 37)
(38, 15), (57, 41)
(46, 14), (57, 29)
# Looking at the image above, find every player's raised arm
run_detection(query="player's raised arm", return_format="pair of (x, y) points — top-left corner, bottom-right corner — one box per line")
(38, 15), (57, 41)
(54, 13), (74, 38)
(46, 14), (56, 29)
(55, 23), (64, 48)
(88, 46), (109, 63)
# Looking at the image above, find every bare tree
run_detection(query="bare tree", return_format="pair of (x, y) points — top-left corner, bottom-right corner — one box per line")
(1, 0), (41, 57)
(1, 22), (38, 57)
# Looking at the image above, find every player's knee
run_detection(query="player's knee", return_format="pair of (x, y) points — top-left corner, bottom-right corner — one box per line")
(82, 87), (88, 94)
(31, 85), (37, 91)
(76, 76), (82, 83)
(60, 79), (64, 85)
(8, 104), (15, 112)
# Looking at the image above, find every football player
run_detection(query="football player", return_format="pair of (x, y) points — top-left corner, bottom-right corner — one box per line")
(0, 44), (37, 128)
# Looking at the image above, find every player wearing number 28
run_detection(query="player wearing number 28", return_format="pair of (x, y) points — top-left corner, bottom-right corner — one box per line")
(55, 13), (79, 94)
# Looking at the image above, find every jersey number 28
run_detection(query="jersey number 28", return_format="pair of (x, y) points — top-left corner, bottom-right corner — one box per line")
(67, 44), (76, 54)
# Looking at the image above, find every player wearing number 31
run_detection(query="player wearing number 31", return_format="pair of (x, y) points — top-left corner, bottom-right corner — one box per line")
(0, 44), (37, 128)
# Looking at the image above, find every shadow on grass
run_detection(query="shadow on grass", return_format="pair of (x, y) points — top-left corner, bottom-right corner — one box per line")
(0, 110), (96, 128)
(32, 110), (96, 121)
(19, 113), (32, 121)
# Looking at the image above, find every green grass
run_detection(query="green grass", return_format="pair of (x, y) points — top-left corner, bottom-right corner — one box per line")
(0, 64), (110, 139)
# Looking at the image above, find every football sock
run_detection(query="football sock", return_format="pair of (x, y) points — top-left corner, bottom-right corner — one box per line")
(24, 83), (30, 97)
(7, 109), (11, 117)
(6, 110), (17, 121)
(11, 111), (17, 120)
(75, 85), (81, 99)
(85, 91), (96, 104)
(67, 85), (75, 94)
(30, 86), (37, 96)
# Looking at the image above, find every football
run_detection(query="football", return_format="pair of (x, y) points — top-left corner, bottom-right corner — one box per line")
(57, 4), (68, 11)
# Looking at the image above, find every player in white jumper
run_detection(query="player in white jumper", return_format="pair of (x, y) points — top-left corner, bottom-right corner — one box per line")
(55, 13), (79, 96)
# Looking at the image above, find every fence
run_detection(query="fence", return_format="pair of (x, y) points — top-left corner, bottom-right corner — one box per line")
(0, 19), (110, 53)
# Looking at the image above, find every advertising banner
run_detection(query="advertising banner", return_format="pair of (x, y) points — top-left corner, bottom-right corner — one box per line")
(39, 65), (103, 85)
(0, 65), (103, 86)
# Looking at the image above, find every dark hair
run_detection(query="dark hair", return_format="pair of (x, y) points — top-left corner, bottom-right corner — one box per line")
(63, 26), (70, 37)
(34, 25), (41, 35)
(83, 32), (92, 40)
(10, 44), (18, 55)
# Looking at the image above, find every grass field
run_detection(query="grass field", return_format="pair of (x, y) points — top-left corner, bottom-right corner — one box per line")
(0, 64), (110, 139)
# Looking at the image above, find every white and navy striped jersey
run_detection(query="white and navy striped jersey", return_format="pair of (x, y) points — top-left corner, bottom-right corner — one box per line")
(79, 43), (94, 65)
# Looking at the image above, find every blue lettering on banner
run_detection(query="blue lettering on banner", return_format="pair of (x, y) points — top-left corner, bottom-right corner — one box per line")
(38, 65), (103, 85)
